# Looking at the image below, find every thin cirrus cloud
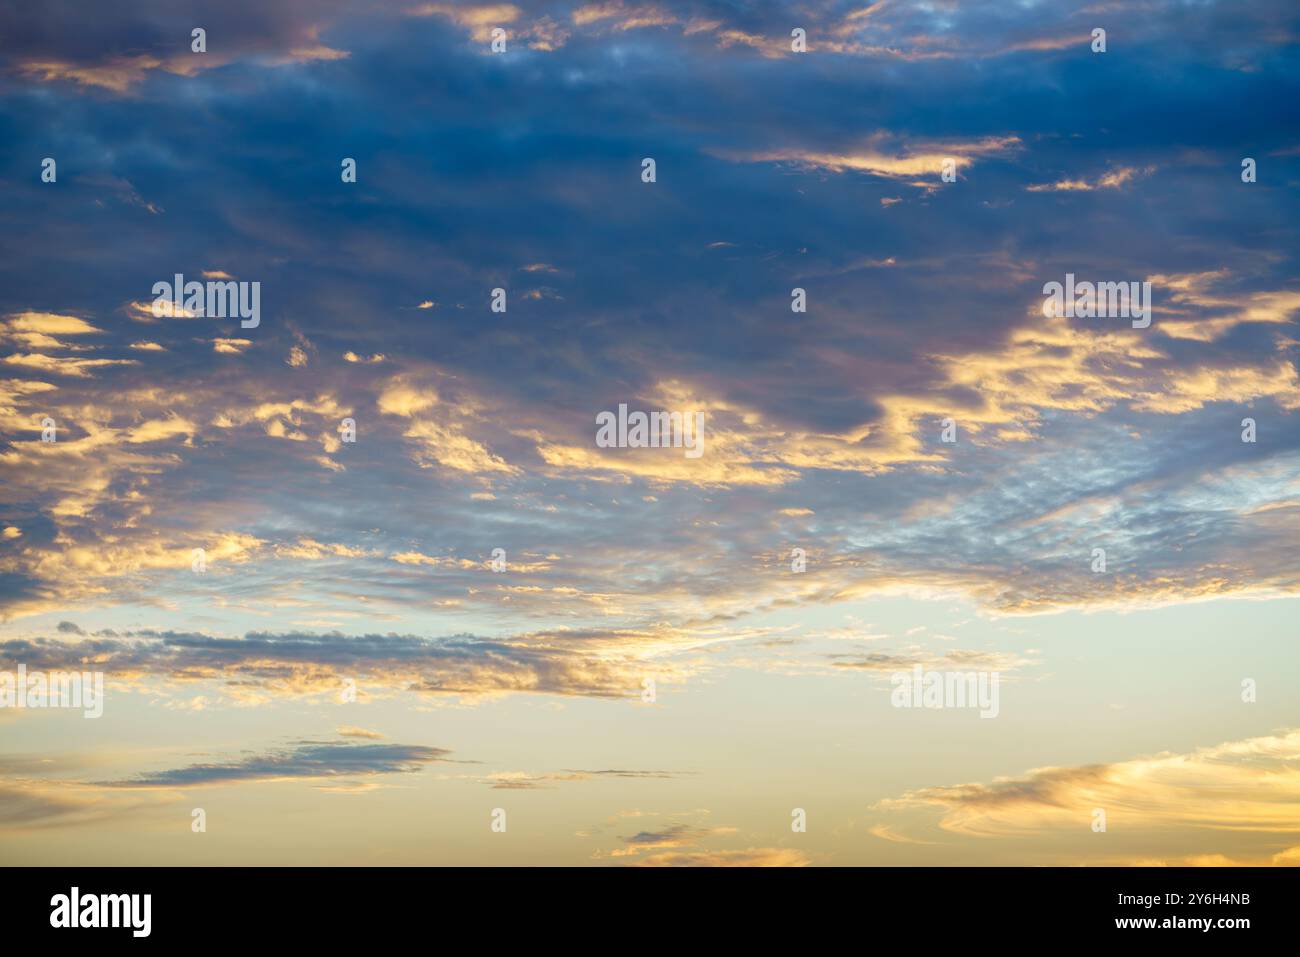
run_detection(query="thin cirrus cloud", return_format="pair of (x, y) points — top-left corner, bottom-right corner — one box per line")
(101, 740), (454, 788)
(487, 769), (685, 789)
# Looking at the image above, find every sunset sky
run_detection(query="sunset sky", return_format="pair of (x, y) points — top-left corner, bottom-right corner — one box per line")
(2, 0), (1299, 866)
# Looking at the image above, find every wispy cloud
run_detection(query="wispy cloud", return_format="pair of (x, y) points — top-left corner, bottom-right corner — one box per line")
(103, 740), (453, 788)
(876, 730), (1300, 844)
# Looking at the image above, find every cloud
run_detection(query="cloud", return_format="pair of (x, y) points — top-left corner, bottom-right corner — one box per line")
(586, 810), (805, 865)
(212, 338), (253, 355)
(1148, 272), (1300, 342)
(0, 781), (129, 830)
(1, 312), (102, 348)
(714, 135), (1021, 181)
(409, 3), (570, 50)
(632, 847), (810, 866)
(2, 354), (136, 377)
(876, 730), (1300, 847)
(609, 822), (729, 852)
(103, 740), (452, 788)
(0, 755), (163, 831)
(336, 725), (385, 739)
(828, 648), (1032, 673)
(4, 2), (354, 93)
(0, 628), (663, 700)
(0, 0), (1297, 721)
(1026, 165), (1156, 192)
(377, 377), (438, 416)
(17, 55), (169, 93)
(488, 768), (684, 789)
(377, 374), (520, 475)
(0, 0), (1298, 869)
(868, 823), (941, 846)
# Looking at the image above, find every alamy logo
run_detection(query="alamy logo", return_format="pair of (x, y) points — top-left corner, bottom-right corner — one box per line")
(50, 887), (151, 937)
(1042, 273), (1151, 329)
(890, 666), (1000, 718)
(0, 664), (103, 718)
(596, 404), (705, 458)
(152, 273), (260, 328)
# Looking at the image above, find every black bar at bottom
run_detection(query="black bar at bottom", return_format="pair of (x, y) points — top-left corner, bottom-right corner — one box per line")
(7, 866), (1288, 941)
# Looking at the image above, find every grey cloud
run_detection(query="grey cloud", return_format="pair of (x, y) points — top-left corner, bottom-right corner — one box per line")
(102, 740), (452, 788)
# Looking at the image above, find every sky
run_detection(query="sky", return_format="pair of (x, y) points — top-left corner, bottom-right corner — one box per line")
(1, 0), (1299, 866)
